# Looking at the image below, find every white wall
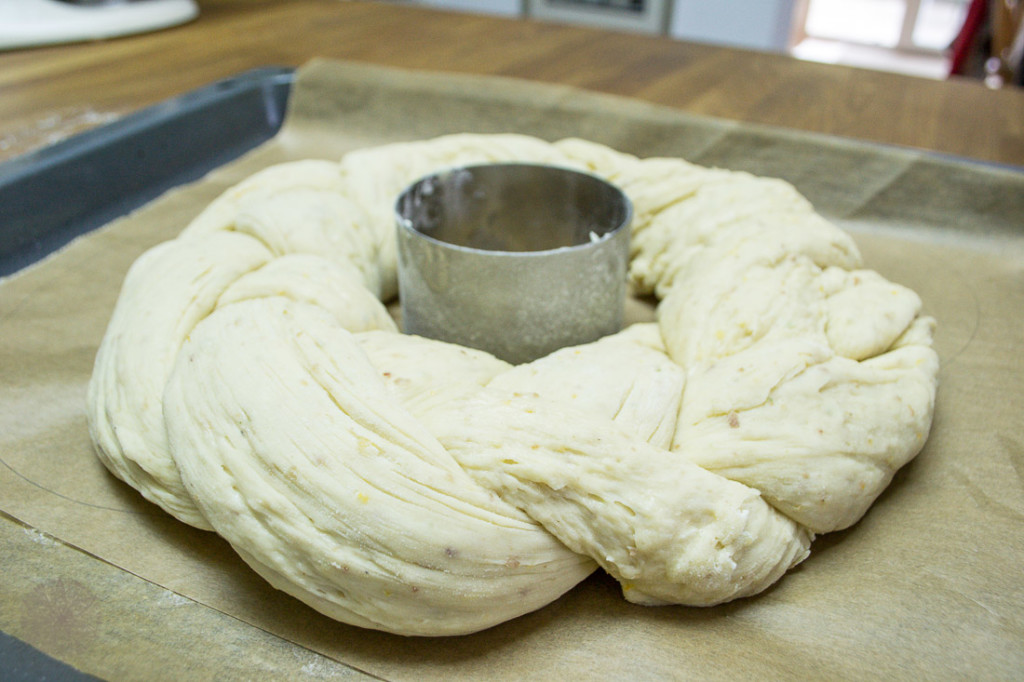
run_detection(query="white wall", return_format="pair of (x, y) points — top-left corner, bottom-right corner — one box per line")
(668, 0), (797, 52)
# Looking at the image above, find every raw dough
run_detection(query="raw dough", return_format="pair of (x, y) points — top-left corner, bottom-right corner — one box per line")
(87, 134), (938, 635)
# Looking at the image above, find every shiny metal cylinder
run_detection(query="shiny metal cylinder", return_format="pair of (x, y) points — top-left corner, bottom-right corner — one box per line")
(395, 163), (632, 365)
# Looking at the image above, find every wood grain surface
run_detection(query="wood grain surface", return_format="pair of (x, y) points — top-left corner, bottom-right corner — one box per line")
(1, 0), (1022, 166)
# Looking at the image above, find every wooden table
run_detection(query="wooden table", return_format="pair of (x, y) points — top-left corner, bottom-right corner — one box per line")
(1, 0), (1022, 167)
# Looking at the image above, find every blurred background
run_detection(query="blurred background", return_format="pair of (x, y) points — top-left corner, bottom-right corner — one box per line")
(409, 0), (1022, 86)
(1, 0), (1020, 87)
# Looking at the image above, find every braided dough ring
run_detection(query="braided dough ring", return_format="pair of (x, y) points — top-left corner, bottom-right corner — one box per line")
(87, 134), (938, 636)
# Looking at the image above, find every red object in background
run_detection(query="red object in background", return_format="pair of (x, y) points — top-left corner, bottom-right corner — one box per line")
(949, 0), (989, 75)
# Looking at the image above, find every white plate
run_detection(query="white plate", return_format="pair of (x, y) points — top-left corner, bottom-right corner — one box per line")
(0, 0), (199, 50)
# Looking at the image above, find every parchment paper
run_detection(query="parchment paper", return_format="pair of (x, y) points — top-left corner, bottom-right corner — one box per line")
(1, 59), (1022, 680)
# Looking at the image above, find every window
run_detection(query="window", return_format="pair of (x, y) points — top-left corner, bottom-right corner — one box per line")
(791, 0), (971, 77)
(796, 0), (970, 51)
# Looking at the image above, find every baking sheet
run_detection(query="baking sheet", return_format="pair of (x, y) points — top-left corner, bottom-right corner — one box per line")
(0, 66), (293, 278)
(1, 58), (1022, 680)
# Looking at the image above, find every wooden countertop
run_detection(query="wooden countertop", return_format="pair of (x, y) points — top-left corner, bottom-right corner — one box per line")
(1, 0), (1022, 167)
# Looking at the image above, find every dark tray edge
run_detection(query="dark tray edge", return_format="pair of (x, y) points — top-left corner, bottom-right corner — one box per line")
(0, 66), (295, 278)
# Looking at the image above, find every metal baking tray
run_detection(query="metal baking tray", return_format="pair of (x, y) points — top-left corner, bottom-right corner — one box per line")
(0, 66), (294, 680)
(0, 66), (295, 277)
